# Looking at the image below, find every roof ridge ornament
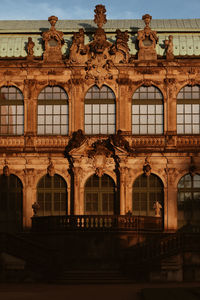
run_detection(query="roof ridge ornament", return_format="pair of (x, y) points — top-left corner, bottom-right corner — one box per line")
(48, 15), (58, 30)
(137, 14), (158, 60)
(94, 4), (107, 28)
(42, 15), (64, 63)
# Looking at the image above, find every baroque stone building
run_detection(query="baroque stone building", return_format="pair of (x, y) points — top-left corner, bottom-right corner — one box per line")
(0, 5), (200, 282)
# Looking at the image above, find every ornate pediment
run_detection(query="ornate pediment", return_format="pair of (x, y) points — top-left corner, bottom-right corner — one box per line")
(42, 16), (64, 62)
(137, 14), (158, 60)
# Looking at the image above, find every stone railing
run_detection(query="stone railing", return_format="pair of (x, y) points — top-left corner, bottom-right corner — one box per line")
(125, 231), (200, 265)
(31, 215), (163, 232)
(0, 135), (199, 151)
(0, 232), (54, 269)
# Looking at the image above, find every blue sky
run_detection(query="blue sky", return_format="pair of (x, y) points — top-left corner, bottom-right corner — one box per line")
(0, 0), (199, 20)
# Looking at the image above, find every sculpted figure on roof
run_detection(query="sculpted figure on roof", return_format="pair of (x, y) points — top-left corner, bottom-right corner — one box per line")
(26, 37), (35, 59)
(110, 29), (130, 63)
(137, 14), (158, 60)
(42, 16), (65, 62)
(165, 35), (174, 60)
(69, 28), (88, 63)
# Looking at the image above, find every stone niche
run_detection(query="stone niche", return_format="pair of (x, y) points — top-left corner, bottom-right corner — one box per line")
(42, 15), (64, 63)
(137, 14), (158, 60)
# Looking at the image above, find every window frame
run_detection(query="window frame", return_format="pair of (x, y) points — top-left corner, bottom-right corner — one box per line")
(84, 85), (116, 135)
(0, 86), (24, 135)
(84, 174), (116, 215)
(132, 86), (164, 135)
(37, 85), (69, 135)
(37, 174), (68, 216)
(177, 85), (200, 135)
(132, 173), (164, 217)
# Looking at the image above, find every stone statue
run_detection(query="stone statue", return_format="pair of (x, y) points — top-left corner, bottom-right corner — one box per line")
(32, 202), (40, 217)
(143, 157), (151, 176)
(3, 165), (10, 176)
(153, 201), (162, 217)
(27, 37), (35, 58)
(165, 35), (174, 60)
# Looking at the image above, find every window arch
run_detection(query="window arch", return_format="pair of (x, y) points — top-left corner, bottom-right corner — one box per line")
(84, 85), (116, 135)
(84, 174), (116, 215)
(0, 174), (23, 232)
(0, 86), (24, 135)
(178, 174), (200, 228)
(177, 85), (200, 134)
(132, 174), (164, 216)
(132, 86), (163, 134)
(37, 86), (69, 135)
(37, 174), (68, 216)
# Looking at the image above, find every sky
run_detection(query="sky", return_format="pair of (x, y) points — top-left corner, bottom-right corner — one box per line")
(0, 0), (200, 20)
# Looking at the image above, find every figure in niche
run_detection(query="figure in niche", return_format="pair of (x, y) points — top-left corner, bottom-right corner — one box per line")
(26, 37), (35, 58)
(165, 35), (174, 60)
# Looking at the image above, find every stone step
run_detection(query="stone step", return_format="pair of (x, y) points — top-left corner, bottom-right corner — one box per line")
(54, 270), (135, 284)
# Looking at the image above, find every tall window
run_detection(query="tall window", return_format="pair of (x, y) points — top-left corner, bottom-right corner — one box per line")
(132, 174), (164, 216)
(177, 85), (200, 134)
(37, 86), (69, 135)
(84, 174), (116, 215)
(0, 86), (24, 135)
(85, 85), (116, 135)
(132, 86), (163, 134)
(178, 174), (200, 228)
(0, 174), (23, 232)
(37, 174), (67, 216)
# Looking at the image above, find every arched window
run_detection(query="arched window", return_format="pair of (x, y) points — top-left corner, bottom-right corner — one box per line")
(37, 174), (67, 216)
(0, 86), (24, 135)
(132, 86), (163, 134)
(0, 174), (23, 232)
(84, 174), (116, 215)
(132, 174), (164, 216)
(177, 85), (200, 134)
(37, 86), (69, 135)
(178, 174), (200, 228)
(85, 85), (116, 135)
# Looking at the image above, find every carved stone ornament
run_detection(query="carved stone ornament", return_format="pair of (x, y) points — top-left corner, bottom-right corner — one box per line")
(165, 35), (174, 60)
(143, 157), (151, 176)
(68, 4), (130, 85)
(47, 160), (55, 177)
(42, 16), (64, 62)
(189, 156), (196, 177)
(65, 129), (86, 154)
(3, 164), (10, 176)
(109, 130), (135, 154)
(88, 139), (112, 177)
(137, 14), (158, 60)
(26, 37), (35, 59)
(32, 201), (40, 217)
(153, 201), (162, 217)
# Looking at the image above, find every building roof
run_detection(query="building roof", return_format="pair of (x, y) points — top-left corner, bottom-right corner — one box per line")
(0, 19), (200, 32)
(0, 19), (200, 57)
